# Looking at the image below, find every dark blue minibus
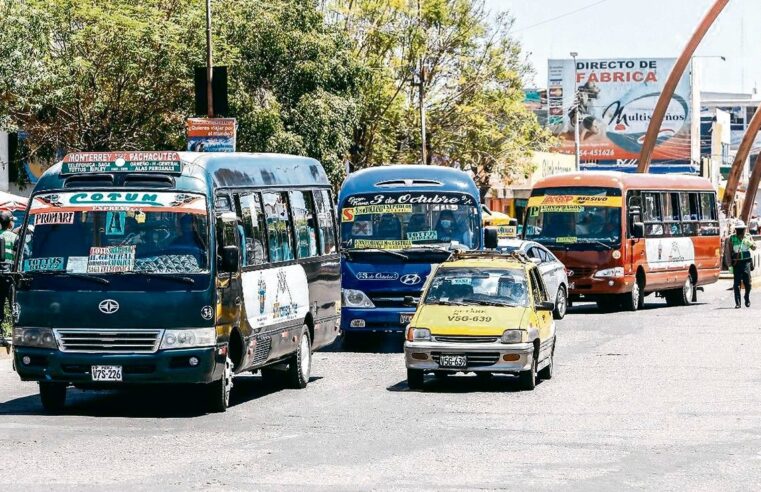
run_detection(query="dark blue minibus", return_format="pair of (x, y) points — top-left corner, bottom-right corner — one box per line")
(337, 165), (483, 340)
(12, 152), (340, 412)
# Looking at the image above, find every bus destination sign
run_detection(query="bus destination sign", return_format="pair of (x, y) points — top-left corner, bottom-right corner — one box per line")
(61, 152), (183, 174)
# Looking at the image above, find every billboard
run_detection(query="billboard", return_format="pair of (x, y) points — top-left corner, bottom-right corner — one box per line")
(547, 58), (692, 166)
(186, 118), (236, 152)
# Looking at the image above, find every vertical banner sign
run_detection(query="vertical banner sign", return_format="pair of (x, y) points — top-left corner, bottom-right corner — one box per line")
(547, 58), (692, 166)
(186, 118), (237, 152)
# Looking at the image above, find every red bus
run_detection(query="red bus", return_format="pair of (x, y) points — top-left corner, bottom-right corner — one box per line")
(524, 172), (721, 311)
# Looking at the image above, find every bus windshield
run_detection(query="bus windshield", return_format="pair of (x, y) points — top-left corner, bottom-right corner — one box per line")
(340, 192), (480, 250)
(524, 187), (622, 246)
(20, 191), (210, 274)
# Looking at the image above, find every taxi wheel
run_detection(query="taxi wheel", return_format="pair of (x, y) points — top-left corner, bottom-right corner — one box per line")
(407, 368), (425, 390)
(519, 355), (537, 391)
(538, 346), (554, 380)
(286, 326), (312, 389)
(39, 382), (67, 413)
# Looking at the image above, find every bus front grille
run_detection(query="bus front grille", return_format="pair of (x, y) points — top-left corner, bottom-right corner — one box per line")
(54, 329), (163, 353)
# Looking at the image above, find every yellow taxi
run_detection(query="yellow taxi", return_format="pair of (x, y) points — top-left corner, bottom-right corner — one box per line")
(404, 251), (556, 390)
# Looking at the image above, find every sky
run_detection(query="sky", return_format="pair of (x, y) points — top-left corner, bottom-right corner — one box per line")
(487, 0), (760, 95)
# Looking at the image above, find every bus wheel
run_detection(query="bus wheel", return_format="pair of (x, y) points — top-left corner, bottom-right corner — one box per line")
(39, 382), (67, 413)
(667, 276), (695, 306)
(553, 286), (567, 319)
(621, 280), (643, 311)
(286, 325), (311, 389)
(206, 354), (233, 413)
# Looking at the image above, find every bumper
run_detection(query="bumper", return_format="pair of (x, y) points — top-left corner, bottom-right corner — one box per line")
(404, 340), (534, 373)
(341, 307), (414, 333)
(13, 346), (223, 385)
(569, 275), (631, 296)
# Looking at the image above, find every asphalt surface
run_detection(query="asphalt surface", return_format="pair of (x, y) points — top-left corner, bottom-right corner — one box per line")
(1, 280), (760, 490)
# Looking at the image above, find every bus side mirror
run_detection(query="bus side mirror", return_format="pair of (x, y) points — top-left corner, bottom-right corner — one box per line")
(484, 227), (498, 249)
(632, 222), (645, 239)
(220, 245), (240, 273)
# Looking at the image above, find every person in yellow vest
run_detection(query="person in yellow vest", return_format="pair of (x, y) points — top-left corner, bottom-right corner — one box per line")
(730, 220), (756, 308)
(0, 211), (17, 325)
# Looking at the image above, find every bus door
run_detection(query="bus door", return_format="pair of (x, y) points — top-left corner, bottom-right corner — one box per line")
(627, 192), (644, 274)
(215, 210), (243, 348)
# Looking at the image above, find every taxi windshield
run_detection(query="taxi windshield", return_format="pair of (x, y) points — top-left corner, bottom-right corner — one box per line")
(20, 191), (209, 274)
(340, 192), (480, 250)
(424, 267), (529, 307)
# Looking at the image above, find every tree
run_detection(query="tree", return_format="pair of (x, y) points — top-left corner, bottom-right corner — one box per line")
(328, 0), (553, 194)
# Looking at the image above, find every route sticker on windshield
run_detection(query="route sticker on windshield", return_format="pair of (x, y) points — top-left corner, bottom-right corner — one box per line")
(23, 257), (64, 272)
(105, 211), (126, 236)
(450, 278), (471, 285)
(354, 239), (412, 249)
(407, 230), (437, 241)
(556, 237), (578, 244)
(528, 195), (622, 208)
(87, 245), (135, 273)
(342, 204), (413, 222)
(66, 256), (88, 273)
(34, 212), (75, 225)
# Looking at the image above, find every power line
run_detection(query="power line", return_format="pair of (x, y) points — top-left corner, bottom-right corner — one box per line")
(513, 0), (616, 33)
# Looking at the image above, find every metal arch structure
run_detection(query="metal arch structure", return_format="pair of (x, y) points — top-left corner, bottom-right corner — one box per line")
(740, 152), (761, 222)
(722, 108), (761, 217)
(637, 0), (729, 173)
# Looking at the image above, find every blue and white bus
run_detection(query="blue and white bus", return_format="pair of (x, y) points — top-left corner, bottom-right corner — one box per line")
(337, 165), (484, 339)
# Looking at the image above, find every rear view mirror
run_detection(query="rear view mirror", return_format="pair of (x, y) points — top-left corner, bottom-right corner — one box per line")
(632, 222), (645, 239)
(537, 301), (555, 312)
(484, 227), (498, 249)
(220, 245), (240, 273)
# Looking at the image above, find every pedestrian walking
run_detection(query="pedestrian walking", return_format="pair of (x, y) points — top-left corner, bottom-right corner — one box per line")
(730, 220), (756, 308)
(0, 211), (16, 325)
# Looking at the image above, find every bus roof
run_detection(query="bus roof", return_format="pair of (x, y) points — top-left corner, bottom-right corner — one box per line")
(532, 171), (715, 193)
(338, 165), (479, 204)
(33, 152), (329, 194)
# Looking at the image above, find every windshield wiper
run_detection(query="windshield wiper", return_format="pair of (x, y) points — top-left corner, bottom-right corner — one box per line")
(132, 272), (196, 285)
(407, 244), (455, 254)
(345, 248), (408, 260)
(577, 239), (613, 250)
(45, 271), (111, 285)
(463, 299), (519, 307)
(428, 300), (468, 306)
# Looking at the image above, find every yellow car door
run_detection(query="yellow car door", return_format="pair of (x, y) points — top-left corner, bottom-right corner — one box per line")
(528, 266), (555, 360)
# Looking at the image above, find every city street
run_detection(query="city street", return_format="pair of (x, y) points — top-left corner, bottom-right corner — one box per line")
(0, 280), (759, 490)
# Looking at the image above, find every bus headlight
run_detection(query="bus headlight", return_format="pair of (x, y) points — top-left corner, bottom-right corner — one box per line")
(342, 289), (375, 308)
(13, 328), (58, 349)
(500, 329), (524, 344)
(160, 328), (216, 350)
(594, 267), (624, 279)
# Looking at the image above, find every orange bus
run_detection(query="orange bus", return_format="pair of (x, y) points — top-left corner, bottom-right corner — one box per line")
(524, 172), (721, 311)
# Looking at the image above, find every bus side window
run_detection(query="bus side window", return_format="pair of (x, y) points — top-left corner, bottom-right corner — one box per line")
(262, 192), (295, 263)
(289, 190), (318, 259)
(699, 192), (719, 236)
(313, 190), (337, 255)
(680, 192), (700, 236)
(662, 192), (681, 237)
(642, 193), (664, 237)
(236, 192), (268, 266)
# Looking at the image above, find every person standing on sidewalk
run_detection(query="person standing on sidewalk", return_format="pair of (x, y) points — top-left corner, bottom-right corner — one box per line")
(0, 212), (16, 330)
(730, 220), (756, 308)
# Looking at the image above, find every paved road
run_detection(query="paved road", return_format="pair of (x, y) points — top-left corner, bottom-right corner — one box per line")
(1, 281), (760, 490)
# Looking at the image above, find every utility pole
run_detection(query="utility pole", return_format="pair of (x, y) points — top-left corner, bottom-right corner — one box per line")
(570, 51), (580, 168)
(205, 0), (214, 118)
(419, 58), (427, 165)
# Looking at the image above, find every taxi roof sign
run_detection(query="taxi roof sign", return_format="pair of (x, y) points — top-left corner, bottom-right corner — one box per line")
(61, 151), (183, 175)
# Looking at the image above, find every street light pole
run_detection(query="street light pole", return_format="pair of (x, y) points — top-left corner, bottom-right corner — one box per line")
(419, 58), (427, 165)
(205, 0), (214, 118)
(571, 52), (580, 168)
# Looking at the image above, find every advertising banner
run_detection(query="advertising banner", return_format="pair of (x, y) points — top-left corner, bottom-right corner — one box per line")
(186, 118), (236, 152)
(547, 58), (692, 165)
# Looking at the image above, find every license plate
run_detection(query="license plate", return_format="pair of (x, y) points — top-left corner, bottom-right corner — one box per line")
(400, 313), (414, 324)
(91, 365), (123, 382)
(439, 354), (467, 368)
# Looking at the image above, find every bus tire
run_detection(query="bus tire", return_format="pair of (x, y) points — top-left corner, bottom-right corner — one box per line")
(206, 354), (233, 413)
(407, 368), (425, 390)
(678, 275), (695, 306)
(286, 325), (311, 389)
(621, 279), (643, 311)
(553, 286), (567, 319)
(39, 382), (66, 413)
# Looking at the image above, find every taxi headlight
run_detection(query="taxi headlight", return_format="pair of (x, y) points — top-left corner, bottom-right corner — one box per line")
(594, 267), (624, 278)
(406, 327), (431, 342)
(500, 329), (524, 344)
(13, 328), (58, 349)
(160, 328), (216, 350)
(342, 289), (375, 308)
